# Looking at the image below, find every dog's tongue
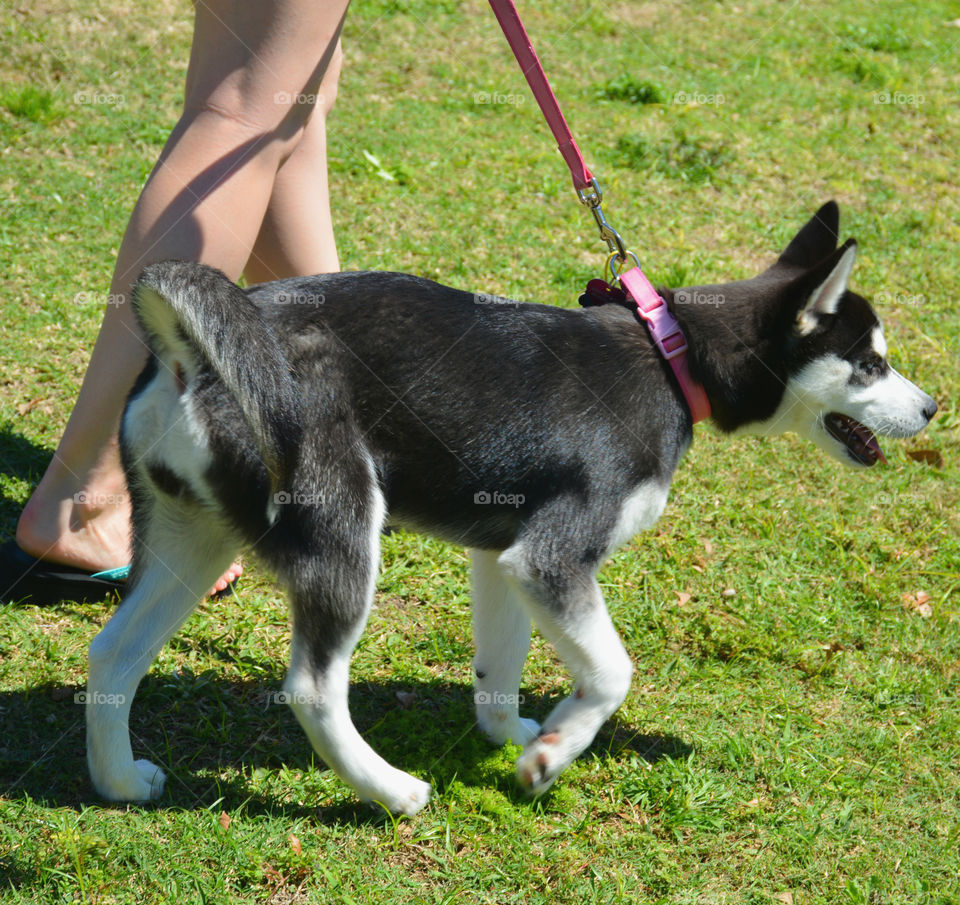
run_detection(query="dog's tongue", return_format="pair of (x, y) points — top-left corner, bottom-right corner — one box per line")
(826, 413), (887, 466)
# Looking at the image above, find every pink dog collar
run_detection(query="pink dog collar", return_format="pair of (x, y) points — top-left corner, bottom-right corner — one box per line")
(619, 267), (712, 424)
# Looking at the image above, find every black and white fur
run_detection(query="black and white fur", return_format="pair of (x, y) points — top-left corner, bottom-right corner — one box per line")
(86, 202), (937, 815)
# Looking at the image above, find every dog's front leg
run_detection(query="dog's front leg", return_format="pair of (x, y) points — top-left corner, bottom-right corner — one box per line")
(470, 549), (540, 747)
(87, 505), (237, 802)
(497, 544), (633, 797)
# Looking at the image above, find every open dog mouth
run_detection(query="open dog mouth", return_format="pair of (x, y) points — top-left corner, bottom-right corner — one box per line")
(825, 413), (887, 466)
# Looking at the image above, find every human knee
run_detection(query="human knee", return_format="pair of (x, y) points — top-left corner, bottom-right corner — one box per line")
(180, 43), (342, 150)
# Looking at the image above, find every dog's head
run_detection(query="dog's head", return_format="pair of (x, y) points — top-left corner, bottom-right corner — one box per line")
(772, 204), (937, 466)
(671, 202), (938, 466)
(779, 237), (937, 466)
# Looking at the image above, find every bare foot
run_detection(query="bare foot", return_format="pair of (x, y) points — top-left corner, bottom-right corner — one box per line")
(16, 469), (242, 598)
(210, 562), (243, 596)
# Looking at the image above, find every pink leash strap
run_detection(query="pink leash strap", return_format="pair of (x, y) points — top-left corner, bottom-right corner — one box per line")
(619, 267), (712, 423)
(487, 0), (593, 191)
(489, 0), (712, 425)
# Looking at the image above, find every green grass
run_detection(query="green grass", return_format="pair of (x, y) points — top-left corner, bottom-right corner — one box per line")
(596, 74), (668, 105)
(1, 0), (959, 902)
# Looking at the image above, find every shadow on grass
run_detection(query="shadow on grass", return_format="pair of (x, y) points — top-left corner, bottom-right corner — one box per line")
(0, 673), (689, 823)
(0, 424), (52, 535)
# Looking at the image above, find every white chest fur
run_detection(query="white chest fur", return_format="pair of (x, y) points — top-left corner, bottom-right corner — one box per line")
(607, 481), (670, 554)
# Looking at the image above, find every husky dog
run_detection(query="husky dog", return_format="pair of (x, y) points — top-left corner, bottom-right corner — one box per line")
(86, 202), (936, 815)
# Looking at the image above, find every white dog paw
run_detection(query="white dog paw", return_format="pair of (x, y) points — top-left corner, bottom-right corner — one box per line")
(512, 717), (542, 747)
(516, 732), (569, 797)
(95, 759), (166, 803)
(392, 776), (432, 816)
(133, 759), (166, 801)
(480, 715), (541, 748)
(361, 773), (432, 816)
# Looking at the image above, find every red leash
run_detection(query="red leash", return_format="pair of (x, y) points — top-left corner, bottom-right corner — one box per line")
(488, 0), (711, 424)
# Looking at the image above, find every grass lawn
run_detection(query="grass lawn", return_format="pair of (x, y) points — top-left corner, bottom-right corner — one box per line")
(1, 1), (958, 902)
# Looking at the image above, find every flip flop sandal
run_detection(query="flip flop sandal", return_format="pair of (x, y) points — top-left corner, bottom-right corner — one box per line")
(0, 540), (235, 605)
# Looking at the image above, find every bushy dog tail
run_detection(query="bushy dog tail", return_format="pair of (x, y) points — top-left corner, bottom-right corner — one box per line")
(131, 260), (301, 494)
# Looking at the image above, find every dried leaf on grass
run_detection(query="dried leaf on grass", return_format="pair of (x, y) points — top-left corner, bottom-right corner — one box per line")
(906, 449), (943, 468)
(903, 590), (933, 617)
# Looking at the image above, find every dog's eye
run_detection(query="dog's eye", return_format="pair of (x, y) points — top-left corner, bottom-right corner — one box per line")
(859, 356), (885, 378)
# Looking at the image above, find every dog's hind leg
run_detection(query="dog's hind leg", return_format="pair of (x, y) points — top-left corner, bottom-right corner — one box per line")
(282, 479), (431, 816)
(470, 548), (540, 747)
(86, 500), (237, 802)
(497, 542), (633, 797)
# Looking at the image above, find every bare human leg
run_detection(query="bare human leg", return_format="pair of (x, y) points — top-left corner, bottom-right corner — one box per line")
(15, 0), (349, 595)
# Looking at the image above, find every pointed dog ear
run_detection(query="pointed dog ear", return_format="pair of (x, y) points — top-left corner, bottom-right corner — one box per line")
(777, 201), (841, 270)
(795, 239), (857, 334)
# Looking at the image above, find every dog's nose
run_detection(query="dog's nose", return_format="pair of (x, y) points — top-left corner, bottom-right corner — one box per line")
(923, 399), (938, 422)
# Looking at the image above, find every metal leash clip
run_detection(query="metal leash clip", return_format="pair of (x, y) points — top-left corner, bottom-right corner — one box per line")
(576, 177), (640, 284)
(605, 249), (642, 285)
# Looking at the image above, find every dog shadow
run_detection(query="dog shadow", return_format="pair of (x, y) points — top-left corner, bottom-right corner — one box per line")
(0, 673), (690, 823)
